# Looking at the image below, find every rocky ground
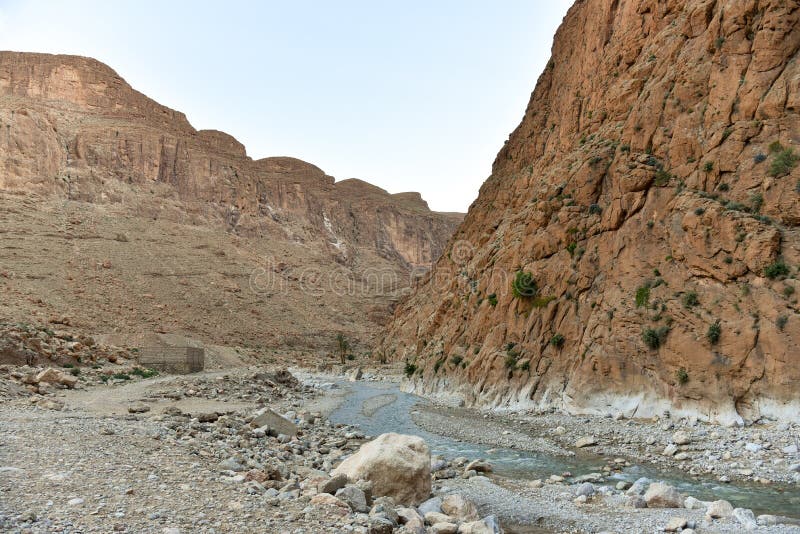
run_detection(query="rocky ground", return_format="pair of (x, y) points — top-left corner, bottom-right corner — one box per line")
(413, 404), (800, 486)
(1, 358), (799, 534)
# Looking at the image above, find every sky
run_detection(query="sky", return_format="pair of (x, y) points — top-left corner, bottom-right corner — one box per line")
(0, 0), (572, 212)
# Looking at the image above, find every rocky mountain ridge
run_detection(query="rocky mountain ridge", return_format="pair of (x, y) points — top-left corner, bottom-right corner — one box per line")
(381, 0), (800, 425)
(0, 51), (462, 350)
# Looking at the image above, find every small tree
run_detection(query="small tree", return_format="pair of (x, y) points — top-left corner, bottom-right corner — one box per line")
(335, 333), (349, 365)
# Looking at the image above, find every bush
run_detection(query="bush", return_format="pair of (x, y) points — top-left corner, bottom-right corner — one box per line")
(450, 355), (463, 366)
(769, 148), (798, 177)
(654, 169), (672, 186)
(131, 367), (158, 379)
(404, 362), (417, 378)
(764, 261), (790, 279)
(694, 207), (705, 216)
(511, 271), (537, 299)
(531, 295), (556, 308)
(635, 285), (651, 308)
(717, 183), (730, 191)
(69, 368), (80, 376)
(487, 293), (498, 307)
(505, 354), (517, 369)
(433, 358), (445, 374)
(703, 161), (714, 172)
(520, 360), (530, 372)
(643, 326), (670, 349)
(676, 367), (689, 385)
(754, 153), (767, 164)
(566, 242), (577, 256)
(112, 373), (131, 381)
(777, 315), (788, 331)
(682, 291), (699, 308)
(346, 354), (355, 361)
(707, 321), (722, 344)
(550, 334), (565, 348)
(588, 203), (602, 215)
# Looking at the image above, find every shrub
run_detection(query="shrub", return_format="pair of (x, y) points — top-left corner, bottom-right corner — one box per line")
(749, 193), (764, 213)
(433, 358), (445, 374)
(404, 362), (417, 378)
(112, 373), (131, 381)
(682, 291), (699, 308)
(717, 183), (730, 191)
(707, 321), (722, 344)
(643, 326), (670, 349)
(703, 161), (714, 172)
(550, 334), (565, 348)
(69, 368), (80, 376)
(346, 354), (355, 361)
(764, 261), (790, 279)
(62, 363), (74, 368)
(520, 360), (531, 372)
(635, 285), (651, 308)
(754, 153), (767, 164)
(783, 285), (795, 298)
(567, 242), (577, 256)
(694, 207), (706, 216)
(511, 271), (537, 299)
(721, 128), (733, 141)
(531, 295), (556, 308)
(132, 367), (158, 379)
(654, 169), (672, 186)
(769, 148), (798, 177)
(676, 367), (689, 385)
(450, 355), (463, 366)
(336, 333), (350, 365)
(769, 141), (784, 153)
(487, 293), (498, 307)
(504, 353), (519, 369)
(588, 203), (603, 215)
(777, 315), (788, 331)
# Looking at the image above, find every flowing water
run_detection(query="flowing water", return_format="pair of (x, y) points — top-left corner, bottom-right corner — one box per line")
(328, 380), (800, 518)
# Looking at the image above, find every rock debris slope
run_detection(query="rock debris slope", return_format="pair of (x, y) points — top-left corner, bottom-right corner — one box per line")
(381, 0), (800, 425)
(0, 51), (461, 349)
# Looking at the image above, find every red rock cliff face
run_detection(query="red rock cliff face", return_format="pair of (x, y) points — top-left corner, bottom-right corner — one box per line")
(381, 0), (800, 425)
(0, 52), (461, 271)
(0, 52), (461, 349)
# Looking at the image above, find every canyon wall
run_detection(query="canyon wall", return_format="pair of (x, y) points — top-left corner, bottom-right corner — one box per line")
(0, 52), (461, 349)
(381, 0), (800, 425)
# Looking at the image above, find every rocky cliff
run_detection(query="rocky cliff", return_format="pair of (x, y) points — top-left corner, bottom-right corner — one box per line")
(381, 0), (800, 425)
(0, 52), (461, 351)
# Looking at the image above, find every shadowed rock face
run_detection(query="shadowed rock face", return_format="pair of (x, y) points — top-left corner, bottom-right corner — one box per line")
(381, 0), (800, 425)
(0, 51), (462, 350)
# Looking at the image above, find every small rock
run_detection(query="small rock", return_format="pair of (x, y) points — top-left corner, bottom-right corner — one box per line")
(672, 431), (691, 445)
(128, 403), (151, 414)
(664, 517), (688, 532)
(643, 482), (683, 508)
(575, 436), (597, 448)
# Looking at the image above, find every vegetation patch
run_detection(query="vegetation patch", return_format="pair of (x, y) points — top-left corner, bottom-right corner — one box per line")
(707, 321), (722, 344)
(676, 367), (689, 385)
(550, 334), (565, 348)
(511, 271), (537, 299)
(764, 261), (790, 279)
(635, 284), (651, 308)
(642, 326), (670, 349)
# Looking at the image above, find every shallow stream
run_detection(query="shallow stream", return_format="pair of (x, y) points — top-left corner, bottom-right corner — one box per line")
(328, 380), (800, 518)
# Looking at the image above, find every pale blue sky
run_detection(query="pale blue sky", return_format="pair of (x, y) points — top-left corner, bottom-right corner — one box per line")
(0, 0), (571, 212)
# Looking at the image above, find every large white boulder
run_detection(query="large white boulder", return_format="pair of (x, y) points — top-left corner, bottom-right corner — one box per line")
(332, 432), (431, 505)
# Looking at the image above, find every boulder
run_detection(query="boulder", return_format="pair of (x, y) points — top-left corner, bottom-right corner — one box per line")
(35, 368), (77, 388)
(643, 482), (683, 508)
(575, 436), (597, 448)
(706, 499), (734, 519)
(250, 408), (297, 437)
(431, 523), (458, 534)
(464, 459), (492, 473)
(664, 517), (688, 532)
(733, 508), (757, 529)
(424, 512), (453, 525)
(128, 403), (151, 414)
(441, 494), (479, 521)
(346, 367), (363, 381)
(418, 496), (443, 516)
(331, 433), (431, 505)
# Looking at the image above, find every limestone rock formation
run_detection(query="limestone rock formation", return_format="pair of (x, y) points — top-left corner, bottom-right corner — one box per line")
(0, 52), (461, 350)
(381, 0), (800, 424)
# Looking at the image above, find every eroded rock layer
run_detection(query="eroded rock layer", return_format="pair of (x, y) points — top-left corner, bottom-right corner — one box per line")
(0, 52), (462, 350)
(381, 0), (800, 424)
